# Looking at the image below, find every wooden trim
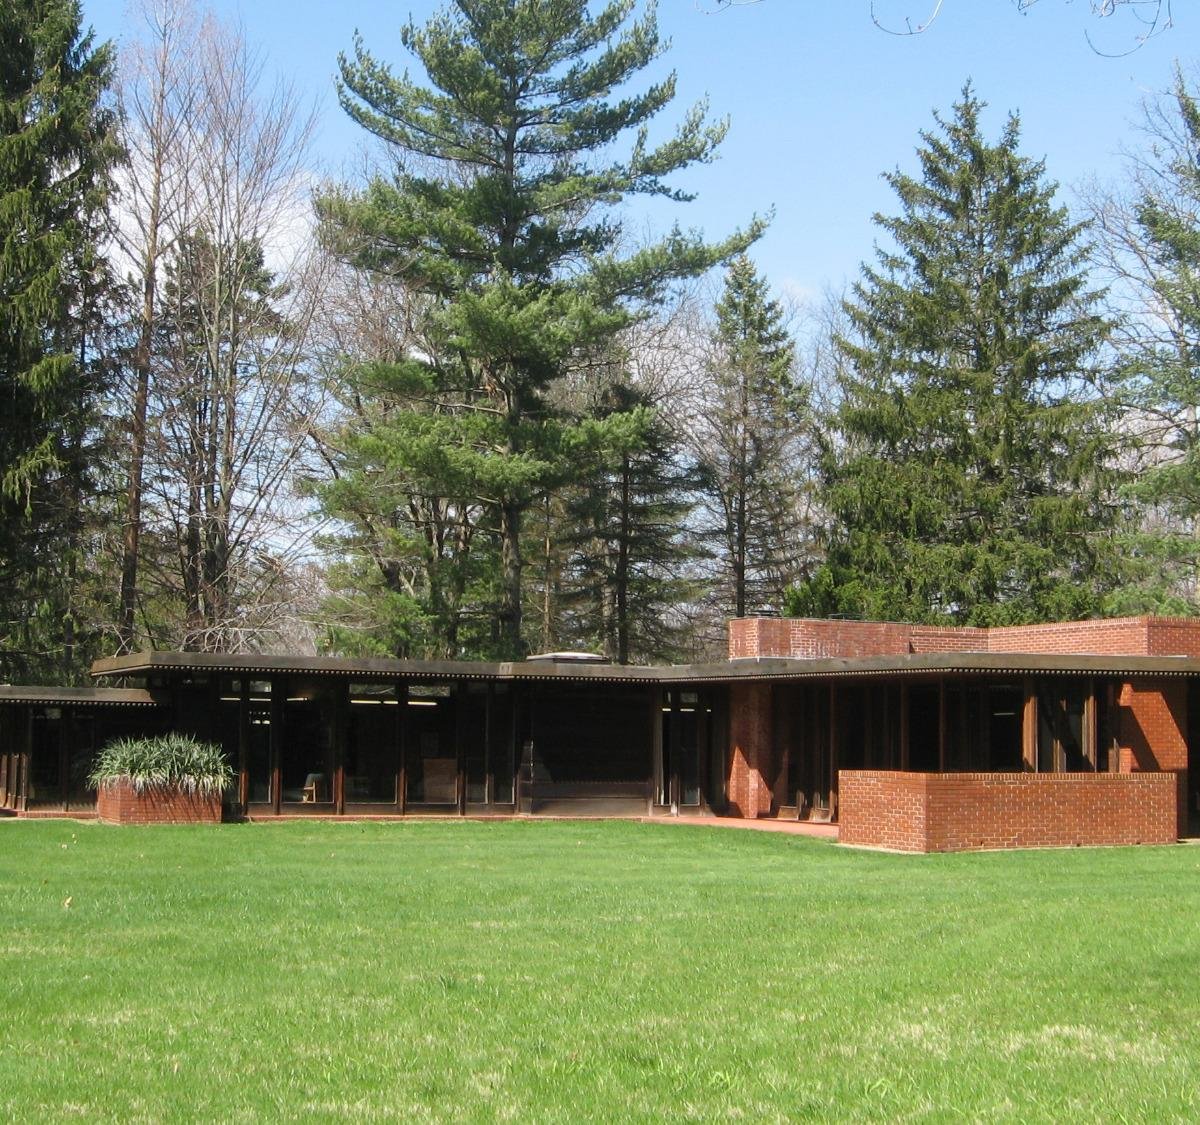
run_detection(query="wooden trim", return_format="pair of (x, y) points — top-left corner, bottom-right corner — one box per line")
(334, 682), (346, 816)
(484, 682), (494, 805)
(270, 677), (283, 815)
(58, 706), (70, 811)
(1084, 678), (1097, 770)
(1022, 677), (1037, 772)
(237, 681), (250, 811)
(398, 681), (408, 815)
(455, 681), (465, 816)
(650, 685), (663, 814)
(828, 682), (838, 805)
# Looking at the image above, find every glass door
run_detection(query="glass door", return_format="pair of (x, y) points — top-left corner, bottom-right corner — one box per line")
(657, 690), (707, 811)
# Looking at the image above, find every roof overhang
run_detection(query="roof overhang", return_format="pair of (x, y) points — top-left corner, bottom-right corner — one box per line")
(0, 685), (167, 708)
(89, 650), (1200, 685)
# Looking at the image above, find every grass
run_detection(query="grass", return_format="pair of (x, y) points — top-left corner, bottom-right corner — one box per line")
(2, 820), (1200, 1122)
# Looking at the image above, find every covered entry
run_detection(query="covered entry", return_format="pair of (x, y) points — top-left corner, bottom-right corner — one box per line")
(520, 684), (655, 815)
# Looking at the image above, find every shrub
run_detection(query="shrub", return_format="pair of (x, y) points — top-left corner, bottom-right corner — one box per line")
(89, 734), (234, 797)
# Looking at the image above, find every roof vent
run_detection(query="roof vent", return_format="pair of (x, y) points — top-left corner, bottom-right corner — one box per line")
(526, 651), (607, 664)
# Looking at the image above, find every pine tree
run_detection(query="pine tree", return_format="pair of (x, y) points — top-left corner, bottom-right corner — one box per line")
(695, 256), (808, 618)
(0, 0), (118, 681)
(790, 86), (1118, 625)
(318, 0), (757, 658)
(561, 378), (702, 663)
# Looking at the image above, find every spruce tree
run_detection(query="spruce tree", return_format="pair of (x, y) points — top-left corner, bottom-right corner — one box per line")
(790, 86), (1117, 625)
(696, 255), (807, 618)
(0, 0), (118, 680)
(561, 379), (701, 663)
(318, 0), (756, 657)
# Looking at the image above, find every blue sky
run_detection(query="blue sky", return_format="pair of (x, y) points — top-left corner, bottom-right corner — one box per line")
(81, 0), (1195, 304)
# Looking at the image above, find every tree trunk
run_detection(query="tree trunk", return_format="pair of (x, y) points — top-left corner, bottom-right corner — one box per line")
(118, 172), (162, 653)
(499, 500), (524, 658)
(616, 455), (631, 664)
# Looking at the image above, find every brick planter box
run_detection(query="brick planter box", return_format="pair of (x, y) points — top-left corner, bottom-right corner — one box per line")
(96, 779), (222, 825)
(839, 770), (1178, 853)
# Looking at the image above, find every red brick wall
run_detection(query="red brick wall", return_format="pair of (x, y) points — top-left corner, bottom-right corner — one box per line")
(1146, 618), (1200, 657)
(1116, 679), (1188, 837)
(839, 770), (1178, 853)
(727, 683), (774, 817)
(986, 618), (1151, 654)
(729, 614), (1200, 660)
(838, 771), (930, 851)
(96, 779), (222, 825)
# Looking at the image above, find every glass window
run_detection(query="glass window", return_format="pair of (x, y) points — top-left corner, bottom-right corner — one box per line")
(346, 683), (399, 803)
(406, 684), (457, 804)
(281, 684), (336, 804)
(247, 683), (272, 804)
(490, 685), (514, 804)
(463, 684), (488, 804)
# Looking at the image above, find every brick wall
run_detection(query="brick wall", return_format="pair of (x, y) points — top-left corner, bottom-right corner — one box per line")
(839, 770), (1178, 853)
(986, 618), (1152, 654)
(727, 682), (774, 817)
(1117, 678), (1188, 837)
(96, 779), (222, 825)
(729, 614), (1200, 661)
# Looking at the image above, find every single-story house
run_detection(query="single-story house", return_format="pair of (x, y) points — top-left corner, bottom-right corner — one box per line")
(2, 615), (1197, 850)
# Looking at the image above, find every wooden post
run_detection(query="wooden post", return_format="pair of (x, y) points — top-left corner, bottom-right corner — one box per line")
(650, 685), (663, 813)
(18, 708), (32, 811)
(398, 681), (408, 814)
(828, 682), (838, 815)
(456, 681), (466, 816)
(484, 682), (493, 806)
(899, 683), (910, 771)
(237, 681), (250, 811)
(1083, 678), (1097, 771)
(333, 682), (346, 816)
(1021, 678), (1037, 772)
(270, 678), (283, 815)
(58, 707), (70, 811)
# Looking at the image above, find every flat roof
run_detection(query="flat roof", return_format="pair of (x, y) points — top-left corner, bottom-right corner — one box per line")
(0, 685), (166, 708)
(89, 650), (1200, 685)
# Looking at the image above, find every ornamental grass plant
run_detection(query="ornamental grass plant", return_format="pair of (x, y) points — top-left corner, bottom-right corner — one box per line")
(88, 733), (233, 797)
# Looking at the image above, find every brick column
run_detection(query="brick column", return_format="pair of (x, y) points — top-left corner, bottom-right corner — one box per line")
(1117, 679), (1187, 839)
(727, 682), (773, 818)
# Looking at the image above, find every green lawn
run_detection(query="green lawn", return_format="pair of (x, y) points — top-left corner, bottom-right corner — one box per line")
(2, 821), (1199, 1122)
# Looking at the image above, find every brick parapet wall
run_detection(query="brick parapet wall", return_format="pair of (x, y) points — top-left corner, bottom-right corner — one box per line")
(986, 618), (1151, 654)
(839, 770), (1178, 853)
(840, 772), (1176, 849)
(96, 779), (222, 825)
(729, 615), (1200, 661)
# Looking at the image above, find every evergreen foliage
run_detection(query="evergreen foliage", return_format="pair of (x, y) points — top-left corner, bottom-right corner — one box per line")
(697, 255), (808, 618)
(560, 377), (702, 663)
(790, 86), (1118, 625)
(313, 349), (501, 660)
(317, 0), (758, 657)
(0, 0), (118, 681)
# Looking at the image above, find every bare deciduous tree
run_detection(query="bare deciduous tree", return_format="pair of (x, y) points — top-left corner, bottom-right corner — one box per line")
(113, 0), (200, 652)
(116, 5), (327, 653)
